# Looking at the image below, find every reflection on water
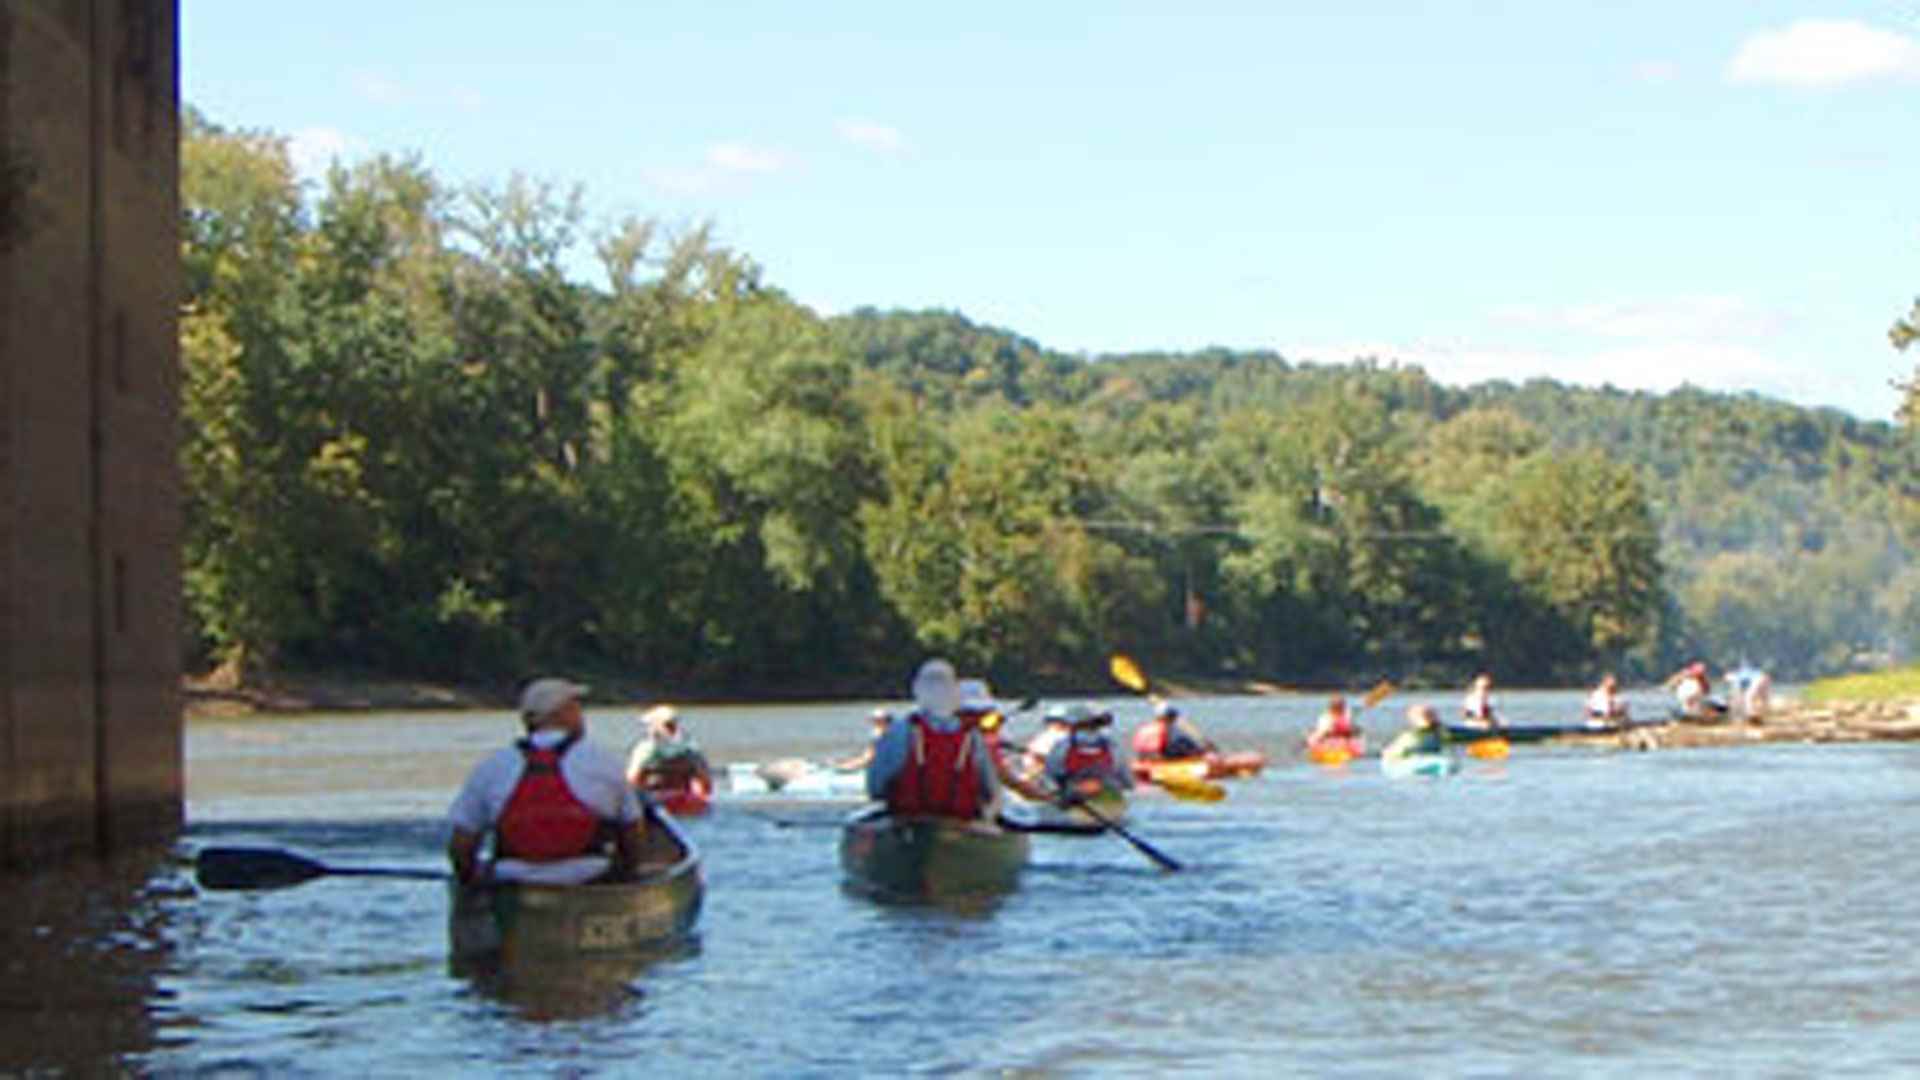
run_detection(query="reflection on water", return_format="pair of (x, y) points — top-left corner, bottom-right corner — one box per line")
(0, 844), (181, 1075)
(452, 939), (697, 1023)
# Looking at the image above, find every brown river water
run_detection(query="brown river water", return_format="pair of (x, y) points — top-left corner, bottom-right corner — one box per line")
(4, 687), (1919, 1076)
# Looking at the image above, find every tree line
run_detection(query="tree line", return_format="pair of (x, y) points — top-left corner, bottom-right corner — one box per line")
(180, 111), (1920, 696)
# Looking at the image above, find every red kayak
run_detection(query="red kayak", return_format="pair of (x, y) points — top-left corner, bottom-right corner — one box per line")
(645, 772), (713, 817)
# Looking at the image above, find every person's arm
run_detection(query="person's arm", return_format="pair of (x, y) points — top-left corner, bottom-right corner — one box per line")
(448, 828), (486, 886)
(608, 817), (648, 880)
(865, 719), (911, 801)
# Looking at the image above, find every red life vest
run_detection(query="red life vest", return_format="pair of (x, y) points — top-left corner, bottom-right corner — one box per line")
(887, 715), (984, 820)
(1058, 737), (1115, 781)
(1132, 720), (1168, 759)
(496, 734), (603, 861)
(1322, 712), (1356, 737)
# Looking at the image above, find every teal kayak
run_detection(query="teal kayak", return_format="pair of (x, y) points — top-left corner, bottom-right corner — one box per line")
(1381, 751), (1460, 778)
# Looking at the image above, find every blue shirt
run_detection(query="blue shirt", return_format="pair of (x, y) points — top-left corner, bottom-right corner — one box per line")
(865, 712), (999, 808)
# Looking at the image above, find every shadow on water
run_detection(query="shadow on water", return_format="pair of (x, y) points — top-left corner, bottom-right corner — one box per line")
(0, 843), (185, 1075)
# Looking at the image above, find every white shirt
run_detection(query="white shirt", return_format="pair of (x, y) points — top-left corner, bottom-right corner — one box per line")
(447, 727), (643, 884)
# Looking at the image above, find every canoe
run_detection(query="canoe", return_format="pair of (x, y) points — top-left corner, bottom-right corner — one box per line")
(449, 802), (704, 965)
(839, 807), (1031, 901)
(1381, 751), (1459, 778)
(1131, 750), (1268, 783)
(1002, 779), (1129, 834)
(1444, 718), (1667, 744)
(1306, 733), (1366, 765)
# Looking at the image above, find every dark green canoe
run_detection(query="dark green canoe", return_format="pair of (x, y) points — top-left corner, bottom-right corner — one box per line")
(839, 807), (1031, 902)
(449, 802), (704, 964)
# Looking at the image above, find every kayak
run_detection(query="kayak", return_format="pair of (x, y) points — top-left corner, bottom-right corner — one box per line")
(1306, 733), (1366, 765)
(1131, 750), (1267, 783)
(1444, 718), (1666, 744)
(651, 773), (713, 816)
(1002, 779), (1129, 834)
(839, 807), (1031, 902)
(448, 801), (705, 964)
(1381, 751), (1459, 778)
(635, 752), (714, 816)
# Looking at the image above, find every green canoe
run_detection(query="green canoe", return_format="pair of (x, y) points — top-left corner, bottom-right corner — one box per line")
(449, 802), (704, 965)
(839, 807), (1031, 901)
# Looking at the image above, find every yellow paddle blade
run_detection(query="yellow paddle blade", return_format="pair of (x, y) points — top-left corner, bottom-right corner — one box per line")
(1109, 653), (1149, 693)
(1466, 738), (1511, 760)
(1361, 679), (1395, 709)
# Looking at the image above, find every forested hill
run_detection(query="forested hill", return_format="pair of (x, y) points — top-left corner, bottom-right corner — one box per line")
(827, 308), (1920, 681)
(180, 111), (1918, 696)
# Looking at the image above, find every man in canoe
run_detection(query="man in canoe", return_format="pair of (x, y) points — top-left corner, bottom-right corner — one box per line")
(624, 704), (713, 794)
(1021, 705), (1074, 781)
(1460, 672), (1503, 730)
(1585, 673), (1629, 724)
(866, 659), (1003, 821)
(1043, 703), (1132, 802)
(1382, 703), (1450, 760)
(1130, 699), (1217, 765)
(956, 679), (1054, 805)
(831, 707), (893, 771)
(1663, 661), (1727, 720)
(447, 677), (649, 887)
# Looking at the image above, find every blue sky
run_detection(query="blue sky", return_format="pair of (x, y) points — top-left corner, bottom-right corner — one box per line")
(184, 2), (1920, 420)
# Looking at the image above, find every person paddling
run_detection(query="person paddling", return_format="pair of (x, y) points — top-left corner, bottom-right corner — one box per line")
(1021, 705), (1074, 780)
(624, 704), (713, 794)
(1130, 699), (1216, 764)
(1585, 673), (1629, 725)
(447, 678), (648, 887)
(832, 707), (892, 771)
(866, 660), (1003, 822)
(1308, 695), (1362, 745)
(1663, 661), (1726, 720)
(954, 678), (1053, 804)
(1460, 672), (1502, 731)
(1382, 703), (1451, 760)
(1043, 703), (1132, 803)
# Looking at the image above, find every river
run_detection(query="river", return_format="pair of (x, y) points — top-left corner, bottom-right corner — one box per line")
(3, 687), (1918, 1076)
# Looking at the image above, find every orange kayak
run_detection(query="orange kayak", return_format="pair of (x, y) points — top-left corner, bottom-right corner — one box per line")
(1306, 734), (1366, 766)
(1132, 751), (1267, 783)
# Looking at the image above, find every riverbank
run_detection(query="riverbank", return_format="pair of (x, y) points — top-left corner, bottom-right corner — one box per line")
(1553, 697), (1920, 751)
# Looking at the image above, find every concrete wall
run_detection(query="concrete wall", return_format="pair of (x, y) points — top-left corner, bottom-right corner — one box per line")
(1, 0), (181, 868)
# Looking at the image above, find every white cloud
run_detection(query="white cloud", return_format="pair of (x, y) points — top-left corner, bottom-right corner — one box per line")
(1726, 19), (1920, 87)
(837, 118), (908, 155)
(706, 142), (790, 174)
(640, 141), (795, 197)
(287, 126), (356, 182)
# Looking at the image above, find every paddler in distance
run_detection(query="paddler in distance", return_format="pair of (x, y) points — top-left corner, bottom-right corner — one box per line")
(1308, 694), (1362, 746)
(624, 703), (712, 794)
(866, 659), (1003, 821)
(1460, 672), (1502, 731)
(1585, 673), (1629, 725)
(832, 707), (892, 771)
(1382, 703), (1450, 761)
(1130, 698), (1217, 765)
(956, 678), (1054, 804)
(1043, 703), (1132, 804)
(446, 677), (648, 887)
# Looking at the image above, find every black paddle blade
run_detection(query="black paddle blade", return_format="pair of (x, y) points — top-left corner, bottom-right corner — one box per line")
(195, 846), (330, 891)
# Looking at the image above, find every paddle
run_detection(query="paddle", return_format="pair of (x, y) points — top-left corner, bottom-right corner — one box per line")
(1107, 653), (1230, 800)
(196, 846), (450, 891)
(1062, 793), (1182, 872)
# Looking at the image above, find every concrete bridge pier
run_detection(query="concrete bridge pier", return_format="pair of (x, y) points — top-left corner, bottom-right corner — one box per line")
(2, 0), (183, 869)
